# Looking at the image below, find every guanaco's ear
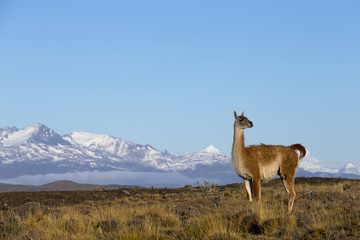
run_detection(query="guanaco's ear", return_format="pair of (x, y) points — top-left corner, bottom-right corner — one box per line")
(234, 111), (238, 119)
(241, 111), (244, 117)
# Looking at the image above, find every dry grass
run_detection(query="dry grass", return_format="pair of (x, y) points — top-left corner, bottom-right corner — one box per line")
(0, 177), (360, 239)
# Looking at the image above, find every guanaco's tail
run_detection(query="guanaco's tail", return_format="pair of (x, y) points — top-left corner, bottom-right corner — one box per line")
(290, 144), (306, 160)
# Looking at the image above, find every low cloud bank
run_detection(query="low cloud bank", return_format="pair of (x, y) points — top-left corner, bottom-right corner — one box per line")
(300, 150), (339, 173)
(0, 171), (211, 187)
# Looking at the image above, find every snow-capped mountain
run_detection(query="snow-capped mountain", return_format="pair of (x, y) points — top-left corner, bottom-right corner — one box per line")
(0, 123), (359, 186)
(0, 124), (229, 180)
(200, 145), (221, 155)
(1, 124), (69, 147)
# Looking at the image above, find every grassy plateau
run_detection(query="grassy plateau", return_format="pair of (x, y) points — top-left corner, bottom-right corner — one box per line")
(0, 177), (359, 239)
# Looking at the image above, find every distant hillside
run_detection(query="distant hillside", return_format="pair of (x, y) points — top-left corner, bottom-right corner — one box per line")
(0, 180), (137, 193)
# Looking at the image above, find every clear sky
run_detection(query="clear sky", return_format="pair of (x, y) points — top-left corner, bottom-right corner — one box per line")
(1, 1), (359, 166)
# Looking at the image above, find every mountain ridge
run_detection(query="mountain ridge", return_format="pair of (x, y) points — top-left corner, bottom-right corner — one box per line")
(0, 123), (359, 186)
(0, 123), (229, 177)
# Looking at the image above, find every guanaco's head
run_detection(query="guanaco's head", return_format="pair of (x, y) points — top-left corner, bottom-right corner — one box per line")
(234, 111), (253, 129)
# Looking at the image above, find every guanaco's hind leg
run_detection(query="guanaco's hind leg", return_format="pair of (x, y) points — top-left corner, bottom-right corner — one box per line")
(281, 177), (296, 212)
(244, 179), (253, 201)
(252, 177), (261, 203)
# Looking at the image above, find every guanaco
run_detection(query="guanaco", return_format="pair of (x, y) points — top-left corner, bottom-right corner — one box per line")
(232, 111), (306, 212)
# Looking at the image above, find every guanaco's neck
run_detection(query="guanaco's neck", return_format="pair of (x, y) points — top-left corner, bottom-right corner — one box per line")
(232, 125), (245, 158)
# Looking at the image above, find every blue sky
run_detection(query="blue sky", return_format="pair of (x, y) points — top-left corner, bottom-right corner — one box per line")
(1, 1), (359, 165)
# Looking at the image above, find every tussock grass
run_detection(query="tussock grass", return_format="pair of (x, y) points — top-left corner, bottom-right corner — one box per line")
(0, 178), (360, 239)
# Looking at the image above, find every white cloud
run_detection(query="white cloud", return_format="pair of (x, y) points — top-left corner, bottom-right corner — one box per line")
(341, 163), (360, 175)
(299, 150), (338, 174)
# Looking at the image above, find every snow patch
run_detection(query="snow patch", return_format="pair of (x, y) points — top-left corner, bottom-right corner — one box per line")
(65, 131), (118, 147)
(200, 145), (220, 154)
(1, 124), (41, 147)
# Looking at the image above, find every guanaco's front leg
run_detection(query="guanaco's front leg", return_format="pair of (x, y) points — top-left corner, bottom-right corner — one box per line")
(244, 179), (253, 201)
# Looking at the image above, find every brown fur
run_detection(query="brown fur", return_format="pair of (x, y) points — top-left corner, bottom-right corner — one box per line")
(231, 111), (306, 212)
